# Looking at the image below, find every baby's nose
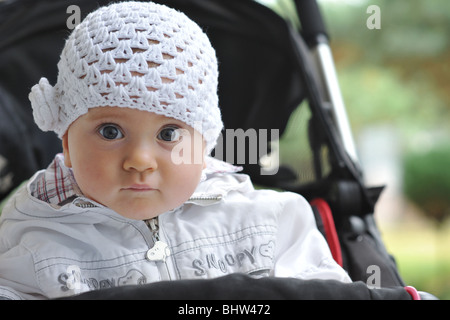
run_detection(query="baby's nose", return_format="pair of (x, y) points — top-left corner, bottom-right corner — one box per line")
(123, 144), (158, 173)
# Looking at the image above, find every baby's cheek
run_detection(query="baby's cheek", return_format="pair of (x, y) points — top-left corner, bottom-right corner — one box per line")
(72, 165), (113, 202)
(170, 164), (203, 196)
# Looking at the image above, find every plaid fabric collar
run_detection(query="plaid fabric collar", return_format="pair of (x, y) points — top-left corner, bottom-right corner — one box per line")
(31, 153), (83, 206)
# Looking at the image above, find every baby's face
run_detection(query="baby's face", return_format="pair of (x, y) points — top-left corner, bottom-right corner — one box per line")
(62, 107), (206, 220)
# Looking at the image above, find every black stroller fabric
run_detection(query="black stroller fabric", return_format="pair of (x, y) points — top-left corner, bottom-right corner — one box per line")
(61, 274), (413, 300)
(0, 0), (410, 298)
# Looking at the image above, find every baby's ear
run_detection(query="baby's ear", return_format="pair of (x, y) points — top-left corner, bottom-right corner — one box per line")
(62, 133), (72, 168)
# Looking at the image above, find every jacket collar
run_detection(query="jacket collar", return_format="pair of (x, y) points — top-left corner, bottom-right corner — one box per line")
(29, 153), (82, 208)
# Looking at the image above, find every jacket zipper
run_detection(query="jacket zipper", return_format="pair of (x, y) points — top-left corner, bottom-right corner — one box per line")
(74, 194), (222, 280)
(188, 194), (222, 201)
(188, 194), (223, 205)
(144, 217), (172, 280)
(74, 202), (96, 208)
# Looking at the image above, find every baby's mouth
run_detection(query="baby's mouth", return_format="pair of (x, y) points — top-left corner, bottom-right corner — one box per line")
(123, 184), (155, 192)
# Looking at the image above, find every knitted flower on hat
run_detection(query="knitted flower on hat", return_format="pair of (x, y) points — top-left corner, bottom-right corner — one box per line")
(29, 1), (222, 154)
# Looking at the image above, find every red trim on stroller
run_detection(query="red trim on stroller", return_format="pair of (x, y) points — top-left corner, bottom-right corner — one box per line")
(310, 198), (343, 267)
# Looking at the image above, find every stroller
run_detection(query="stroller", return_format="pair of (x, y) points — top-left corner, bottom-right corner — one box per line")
(0, 0), (434, 299)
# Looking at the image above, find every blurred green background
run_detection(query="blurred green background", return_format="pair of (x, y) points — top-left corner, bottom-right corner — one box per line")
(263, 0), (450, 299)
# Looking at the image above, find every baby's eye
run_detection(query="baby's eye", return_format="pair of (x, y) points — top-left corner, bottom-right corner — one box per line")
(157, 126), (181, 142)
(98, 124), (124, 140)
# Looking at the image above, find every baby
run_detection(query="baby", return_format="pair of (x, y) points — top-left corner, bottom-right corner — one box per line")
(0, 1), (350, 300)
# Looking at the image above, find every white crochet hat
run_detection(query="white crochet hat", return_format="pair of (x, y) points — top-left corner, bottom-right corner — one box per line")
(29, 1), (222, 154)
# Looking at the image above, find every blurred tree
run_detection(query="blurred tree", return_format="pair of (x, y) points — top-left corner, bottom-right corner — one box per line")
(403, 144), (450, 227)
(318, 0), (450, 108)
(309, 0), (450, 146)
(317, 0), (450, 58)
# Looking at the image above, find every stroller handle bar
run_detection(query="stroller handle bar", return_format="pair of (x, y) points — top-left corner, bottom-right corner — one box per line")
(313, 36), (359, 164)
(294, 0), (359, 164)
(294, 0), (328, 45)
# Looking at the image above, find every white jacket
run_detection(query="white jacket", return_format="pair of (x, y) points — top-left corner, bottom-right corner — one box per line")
(0, 156), (350, 300)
